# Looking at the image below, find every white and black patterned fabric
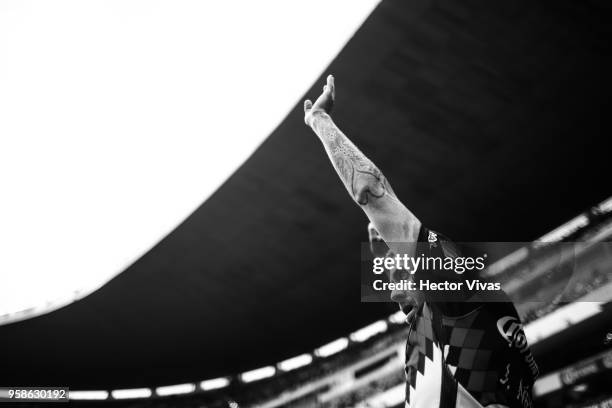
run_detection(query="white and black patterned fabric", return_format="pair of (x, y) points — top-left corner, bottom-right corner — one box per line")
(404, 227), (538, 408)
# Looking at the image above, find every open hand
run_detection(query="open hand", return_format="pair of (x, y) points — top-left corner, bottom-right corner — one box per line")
(304, 74), (335, 126)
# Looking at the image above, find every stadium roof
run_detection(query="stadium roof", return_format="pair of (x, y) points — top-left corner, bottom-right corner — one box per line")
(1, 0), (611, 389)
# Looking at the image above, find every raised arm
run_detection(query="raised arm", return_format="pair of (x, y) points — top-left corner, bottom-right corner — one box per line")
(304, 75), (421, 252)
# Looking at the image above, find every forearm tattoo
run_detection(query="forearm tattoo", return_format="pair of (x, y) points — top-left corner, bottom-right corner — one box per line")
(311, 113), (395, 206)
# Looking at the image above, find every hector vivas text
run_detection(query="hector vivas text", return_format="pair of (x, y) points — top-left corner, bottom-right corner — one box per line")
(371, 252), (502, 292)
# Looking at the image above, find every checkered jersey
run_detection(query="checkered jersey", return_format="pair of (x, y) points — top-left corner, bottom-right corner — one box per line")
(404, 227), (538, 408)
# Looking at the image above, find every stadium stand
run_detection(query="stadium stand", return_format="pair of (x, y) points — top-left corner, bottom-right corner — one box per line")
(12, 198), (606, 408)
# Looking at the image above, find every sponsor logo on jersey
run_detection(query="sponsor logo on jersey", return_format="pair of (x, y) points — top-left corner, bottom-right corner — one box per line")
(428, 231), (437, 248)
(499, 363), (511, 389)
(516, 378), (533, 408)
(497, 316), (539, 379)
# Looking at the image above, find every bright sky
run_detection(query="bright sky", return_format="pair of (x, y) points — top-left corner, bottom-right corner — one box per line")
(0, 0), (380, 318)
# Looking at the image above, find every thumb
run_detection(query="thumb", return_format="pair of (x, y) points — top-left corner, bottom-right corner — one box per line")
(304, 99), (312, 112)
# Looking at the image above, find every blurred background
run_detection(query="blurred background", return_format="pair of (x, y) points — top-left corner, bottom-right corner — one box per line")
(1, 0), (611, 407)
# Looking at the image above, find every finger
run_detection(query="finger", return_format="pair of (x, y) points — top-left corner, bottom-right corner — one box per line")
(327, 75), (335, 98)
(304, 99), (312, 112)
